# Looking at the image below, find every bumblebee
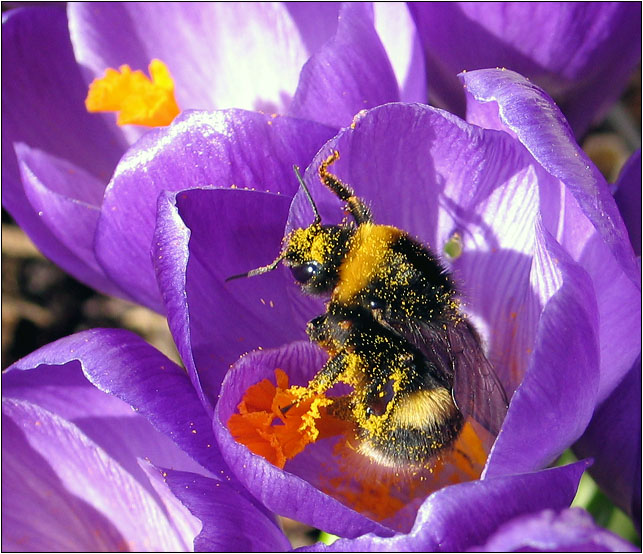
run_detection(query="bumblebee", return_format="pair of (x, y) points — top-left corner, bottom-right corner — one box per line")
(228, 151), (508, 465)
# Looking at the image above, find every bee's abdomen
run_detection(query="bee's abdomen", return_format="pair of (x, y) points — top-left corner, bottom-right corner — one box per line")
(358, 387), (464, 467)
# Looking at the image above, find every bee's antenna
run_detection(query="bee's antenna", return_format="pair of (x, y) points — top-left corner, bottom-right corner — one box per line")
(226, 165), (319, 283)
(294, 165), (321, 225)
(225, 252), (286, 282)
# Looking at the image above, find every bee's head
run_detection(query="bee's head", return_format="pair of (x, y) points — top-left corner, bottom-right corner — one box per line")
(225, 160), (357, 290)
(282, 224), (354, 294)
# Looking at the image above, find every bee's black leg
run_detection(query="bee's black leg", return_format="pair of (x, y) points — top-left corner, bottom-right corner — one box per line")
(319, 151), (372, 225)
(308, 350), (349, 394)
(279, 352), (349, 415)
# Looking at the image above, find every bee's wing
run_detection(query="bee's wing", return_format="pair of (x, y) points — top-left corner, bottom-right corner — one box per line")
(393, 318), (508, 437)
(445, 319), (509, 436)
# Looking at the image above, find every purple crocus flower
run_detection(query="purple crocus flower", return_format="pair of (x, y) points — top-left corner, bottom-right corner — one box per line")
(198, 70), (638, 540)
(409, 2), (642, 137)
(2, 3), (640, 549)
(2, 2), (422, 311)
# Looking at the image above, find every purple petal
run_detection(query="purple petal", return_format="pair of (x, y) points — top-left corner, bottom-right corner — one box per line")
(95, 109), (335, 312)
(2, 399), (193, 551)
(285, 3), (340, 55)
(462, 69), (641, 403)
(138, 461), (203, 549)
(373, 3), (426, 103)
(3, 354), (205, 503)
(288, 3), (400, 128)
(304, 461), (588, 551)
(485, 223), (599, 477)
(2, 7), (125, 184)
(290, 103), (488, 244)
(573, 227), (641, 404)
(6, 328), (227, 476)
(410, 3), (641, 135)
(1, 8), (126, 295)
(286, 2), (425, 104)
(461, 68), (637, 283)
(614, 150), (641, 256)
(474, 507), (638, 552)
(574, 356), (642, 522)
(153, 466), (291, 551)
(69, 3), (309, 114)
(15, 143), (127, 298)
(153, 188), (315, 414)
(214, 341), (392, 539)
(15, 142), (103, 205)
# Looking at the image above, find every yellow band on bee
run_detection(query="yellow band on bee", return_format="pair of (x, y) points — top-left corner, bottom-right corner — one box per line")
(335, 223), (401, 302)
(391, 387), (455, 429)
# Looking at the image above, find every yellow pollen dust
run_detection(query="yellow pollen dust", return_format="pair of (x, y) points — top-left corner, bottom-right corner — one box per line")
(287, 225), (332, 265)
(85, 59), (180, 127)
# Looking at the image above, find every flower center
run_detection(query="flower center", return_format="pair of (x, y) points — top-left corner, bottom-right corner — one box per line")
(227, 369), (349, 469)
(228, 368), (491, 528)
(85, 59), (180, 127)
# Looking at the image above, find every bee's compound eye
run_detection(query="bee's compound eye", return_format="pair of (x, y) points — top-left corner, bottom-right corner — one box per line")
(290, 261), (322, 284)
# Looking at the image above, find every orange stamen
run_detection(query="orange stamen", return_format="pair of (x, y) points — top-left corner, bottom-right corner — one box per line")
(85, 59), (179, 127)
(227, 369), (347, 469)
(326, 476), (407, 522)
